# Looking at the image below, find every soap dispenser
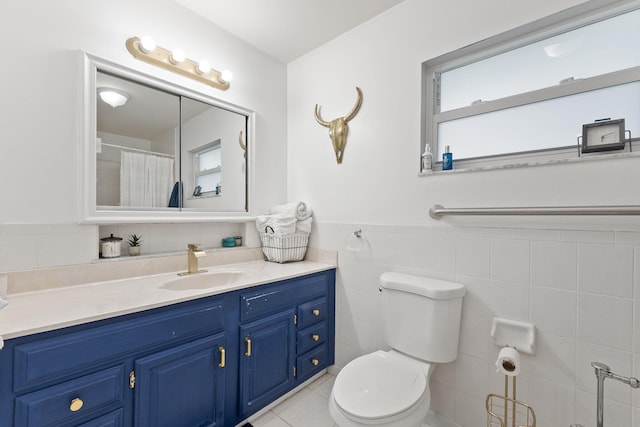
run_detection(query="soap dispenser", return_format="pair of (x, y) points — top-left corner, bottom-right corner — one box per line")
(442, 145), (453, 170)
(421, 145), (433, 173)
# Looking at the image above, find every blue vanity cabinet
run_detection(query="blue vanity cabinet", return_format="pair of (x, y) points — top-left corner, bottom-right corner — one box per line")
(296, 296), (330, 382)
(0, 268), (335, 427)
(239, 309), (296, 415)
(133, 333), (227, 427)
(0, 294), (231, 427)
(237, 269), (336, 420)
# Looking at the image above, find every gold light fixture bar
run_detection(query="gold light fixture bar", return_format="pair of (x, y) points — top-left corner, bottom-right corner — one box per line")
(125, 36), (230, 91)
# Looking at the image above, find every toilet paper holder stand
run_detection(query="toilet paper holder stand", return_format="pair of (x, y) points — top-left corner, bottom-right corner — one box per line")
(487, 317), (537, 427)
(486, 367), (536, 427)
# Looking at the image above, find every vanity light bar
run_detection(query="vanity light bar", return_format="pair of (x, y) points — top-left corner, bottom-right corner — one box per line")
(125, 36), (230, 91)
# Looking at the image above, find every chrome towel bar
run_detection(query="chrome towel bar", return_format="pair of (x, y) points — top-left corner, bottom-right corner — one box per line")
(429, 204), (640, 219)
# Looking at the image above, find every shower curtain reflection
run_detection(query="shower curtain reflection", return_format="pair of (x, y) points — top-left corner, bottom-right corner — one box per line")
(120, 150), (175, 208)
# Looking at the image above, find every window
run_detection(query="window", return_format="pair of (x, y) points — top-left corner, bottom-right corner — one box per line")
(422, 0), (640, 170)
(193, 141), (221, 196)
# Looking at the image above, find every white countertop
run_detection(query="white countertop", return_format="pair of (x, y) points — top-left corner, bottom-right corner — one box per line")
(0, 260), (335, 340)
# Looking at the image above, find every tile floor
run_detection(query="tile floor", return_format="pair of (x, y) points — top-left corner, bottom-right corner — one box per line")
(248, 373), (338, 427)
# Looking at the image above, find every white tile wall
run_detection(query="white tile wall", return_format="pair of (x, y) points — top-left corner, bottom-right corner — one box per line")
(531, 240), (577, 290)
(310, 222), (640, 427)
(0, 224), (98, 271)
(578, 243), (633, 298)
(0, 222), (246, 272)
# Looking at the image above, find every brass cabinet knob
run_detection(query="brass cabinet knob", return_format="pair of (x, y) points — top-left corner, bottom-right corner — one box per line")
(312, 358), (319, 366)
(69, 397), (84, 412)
(312, 309), (320, 316)
(312, 334), (320, 341)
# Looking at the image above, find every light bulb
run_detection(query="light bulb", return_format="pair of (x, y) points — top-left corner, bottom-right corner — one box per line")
(139, 36), (156, 53)
(170, 48), (185, 64)
(220, 69), (233, 83)
(197, 60), (211, 74)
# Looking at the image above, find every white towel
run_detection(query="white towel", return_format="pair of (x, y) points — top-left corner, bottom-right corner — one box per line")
(256, 214), (297, 236)
(270, 201), (313, 221)
(296, 217), (313, 234)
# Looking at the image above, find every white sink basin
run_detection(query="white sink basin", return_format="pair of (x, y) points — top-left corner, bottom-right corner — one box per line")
(162, 270), (249, 290)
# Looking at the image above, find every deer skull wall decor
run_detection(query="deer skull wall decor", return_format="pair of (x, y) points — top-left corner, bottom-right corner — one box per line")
(314, 87), (363, 164)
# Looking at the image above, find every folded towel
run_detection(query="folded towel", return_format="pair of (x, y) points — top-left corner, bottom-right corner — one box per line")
(270, 201), (313, 221)
(168, 181), (182, 208)
(256, 214), (297, 236)
(296, 217), (313, 234)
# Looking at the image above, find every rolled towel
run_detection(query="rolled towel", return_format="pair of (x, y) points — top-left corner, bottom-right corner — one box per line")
(256, 214), (297, 236)
(270, 201), (313, 221)
(296, 217), (313, 234)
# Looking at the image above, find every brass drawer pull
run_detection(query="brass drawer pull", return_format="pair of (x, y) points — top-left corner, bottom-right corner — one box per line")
(312, 334), (320, 341)
(69, 397), (84, 412)
(245, 337), (252, 357)
(312, 309), (320, 316)
(311, 358), (319, 366)
(218, 346), (226, 368)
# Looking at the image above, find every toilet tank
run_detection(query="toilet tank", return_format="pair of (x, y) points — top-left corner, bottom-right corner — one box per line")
(380, 272), (465, 363)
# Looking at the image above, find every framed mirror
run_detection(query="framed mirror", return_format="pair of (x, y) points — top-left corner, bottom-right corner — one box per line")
(78, 52), (254, 223)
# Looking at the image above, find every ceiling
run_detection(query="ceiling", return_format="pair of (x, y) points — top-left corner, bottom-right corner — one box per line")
(174, 0), (405, 63)
(97, 72), (212, 141)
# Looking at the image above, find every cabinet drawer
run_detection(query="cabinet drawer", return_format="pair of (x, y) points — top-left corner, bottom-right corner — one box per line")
(297, 297), (327, 329)
(14, 365), (125, 427)
(296, 322), (327, 354)
(296, 344), (327, 381)
(14, 298), (225, 391)
(78, 408), (124, 427)
(240, 273), (328, 322)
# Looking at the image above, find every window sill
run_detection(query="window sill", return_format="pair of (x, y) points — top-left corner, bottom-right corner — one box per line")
(418, 148), (640, 176)
(188, 193), (221, 200)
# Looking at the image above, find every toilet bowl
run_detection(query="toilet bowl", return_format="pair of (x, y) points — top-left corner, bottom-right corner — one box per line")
(329, 350), (433, 427)
(329, 272), (465, 427)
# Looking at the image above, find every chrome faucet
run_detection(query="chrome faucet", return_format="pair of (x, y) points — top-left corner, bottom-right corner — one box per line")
(591, 362), (640, 427)
(178, 244), (207, 276)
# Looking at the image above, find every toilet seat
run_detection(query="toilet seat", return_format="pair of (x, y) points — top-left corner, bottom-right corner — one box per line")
(333, 350), (428, 421)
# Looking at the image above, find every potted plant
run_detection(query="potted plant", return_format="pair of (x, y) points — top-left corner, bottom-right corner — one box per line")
(127, 234), (142, 256)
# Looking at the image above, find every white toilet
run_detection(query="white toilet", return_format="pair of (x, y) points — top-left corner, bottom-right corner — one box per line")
(329, 272), (465, 427)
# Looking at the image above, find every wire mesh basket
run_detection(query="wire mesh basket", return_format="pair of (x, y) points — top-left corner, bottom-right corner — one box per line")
(260, 226), (309, 263)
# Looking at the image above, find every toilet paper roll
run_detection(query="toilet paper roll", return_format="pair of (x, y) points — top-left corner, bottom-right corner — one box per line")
(495, 346), (521, 376)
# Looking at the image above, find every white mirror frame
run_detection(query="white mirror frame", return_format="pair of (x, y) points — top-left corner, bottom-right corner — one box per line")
(77, 51), (255, 224)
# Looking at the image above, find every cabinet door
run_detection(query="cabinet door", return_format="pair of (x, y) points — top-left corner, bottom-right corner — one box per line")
(239, 309), (295, 417)
(134, 334), (226, 427)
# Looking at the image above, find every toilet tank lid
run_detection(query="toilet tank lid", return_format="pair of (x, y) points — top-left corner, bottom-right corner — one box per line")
(380, 272), (465, 299)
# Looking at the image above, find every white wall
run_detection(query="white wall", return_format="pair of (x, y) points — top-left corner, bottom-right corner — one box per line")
(0, 0), (287, 271)
(289, 0), (640, 426)
(287, 0), (640, 227)
(181, 107), (246, 211)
